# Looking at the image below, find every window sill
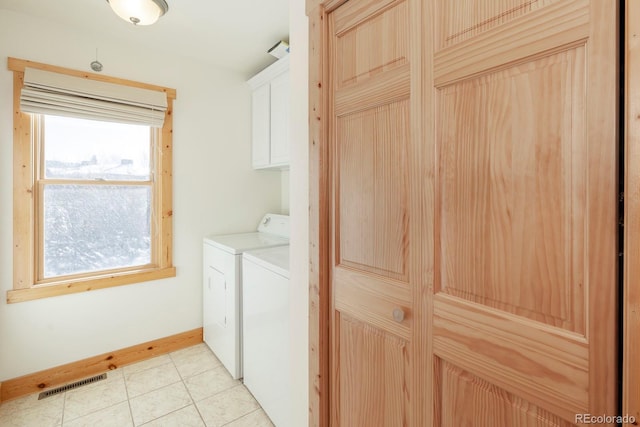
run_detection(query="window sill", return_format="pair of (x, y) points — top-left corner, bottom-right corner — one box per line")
(6, 267), (177, 303)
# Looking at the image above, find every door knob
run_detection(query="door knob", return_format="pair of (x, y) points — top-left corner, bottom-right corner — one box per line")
(392, 308), (405, 323)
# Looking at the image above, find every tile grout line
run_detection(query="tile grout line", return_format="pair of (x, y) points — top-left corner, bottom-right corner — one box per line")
(132, 390), (174, 425)
(60, 371), (128, 425)
(122, 355), (174, 378)
(177, 366), (208, 427)
(220, 407), (267, 426)
(1, 344), (255, 427)
(60, 389), (67, 426)
(167, 344), (221, 427)
(210, 383), (265, 427)
(169, 345), (256, 427)
(130, 355), (193, 426)
(135, 396), (194, 426)
(124, 368), (136, 427)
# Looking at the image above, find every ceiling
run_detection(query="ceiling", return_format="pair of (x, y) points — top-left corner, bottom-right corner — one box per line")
(0, 0), (289, 77)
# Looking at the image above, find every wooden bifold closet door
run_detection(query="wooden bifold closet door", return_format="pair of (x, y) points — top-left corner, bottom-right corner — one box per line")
(309, 0), (619, 425)
(327, 0), (425, 424)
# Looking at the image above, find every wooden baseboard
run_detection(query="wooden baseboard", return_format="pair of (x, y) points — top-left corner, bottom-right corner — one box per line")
(0, 328), (203, 403)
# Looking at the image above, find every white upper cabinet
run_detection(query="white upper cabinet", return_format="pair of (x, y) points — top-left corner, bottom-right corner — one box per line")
(251, 84), (271, 168)
(248, 56), (290, 170)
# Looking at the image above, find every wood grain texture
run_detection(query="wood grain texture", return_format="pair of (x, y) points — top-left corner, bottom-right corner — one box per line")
(328, 11), (340, 427)
(329, 0), (420, 425)
(12, 70), (34, 290)
(309, 0), (618, 426)
(334, 268), (412, 341)
(437, 0), (558, 49)
(335, 314), (410, 426)
(332, 0), (397, 35)
(438, 47), (586, 333)
(433, 294), (589, 420)
(624, 0), (640, 422)
(307, 6), (330, 427)
(158, 97), (174, 269)
(0, 328), (202, 402)
(333, 0), (408, 88)
(6, 267), (176, 303)
(437, 360), (575, 427)
(334, 64), (411, 117)
(414, 0), (433, 425)
(585, 1), (618, 419)
(432, 0), (618, 424)
(336, 101), (409, 280)
(434, 0), (589, 87)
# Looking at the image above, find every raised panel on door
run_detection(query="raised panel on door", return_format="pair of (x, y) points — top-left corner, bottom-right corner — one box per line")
(337, 101), (409, 282)
(437, 360), (575, 427)
(329, 0), (420, 424)
(431, 0), (617, 424)
(270, 70), (291, 165)
(438, 47), (586, 333)
(335, 314), (410, 426)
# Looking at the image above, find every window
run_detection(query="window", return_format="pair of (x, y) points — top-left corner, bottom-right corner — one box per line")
(42, 116), (153, 278)
(8, 58), (176, 303)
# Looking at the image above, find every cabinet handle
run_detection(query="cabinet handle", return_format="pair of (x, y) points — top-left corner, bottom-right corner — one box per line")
(392, 308), (405, 323)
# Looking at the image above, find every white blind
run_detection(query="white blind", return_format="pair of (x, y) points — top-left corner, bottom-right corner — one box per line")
(20, 68), (168, 127)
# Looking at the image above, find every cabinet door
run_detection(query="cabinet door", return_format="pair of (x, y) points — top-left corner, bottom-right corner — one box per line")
(251, 84), (271, 168)
(269, 70), (290, 166)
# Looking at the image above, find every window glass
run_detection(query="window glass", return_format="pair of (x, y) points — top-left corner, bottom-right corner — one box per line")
(42, 185), (152, 278)
(43, 115), (151, 181)
(41, 115), (153, 279)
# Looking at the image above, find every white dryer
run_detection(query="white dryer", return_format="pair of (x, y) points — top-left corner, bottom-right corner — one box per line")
(243, 245), (291, 427)
(202, 213), (289, 379)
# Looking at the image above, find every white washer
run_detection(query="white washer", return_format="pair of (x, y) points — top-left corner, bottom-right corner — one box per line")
(243, 245), (291, 427)
(203, 214), (289, 379)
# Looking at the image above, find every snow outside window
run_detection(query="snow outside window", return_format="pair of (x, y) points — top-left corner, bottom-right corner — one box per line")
(40, 115), (154, 279)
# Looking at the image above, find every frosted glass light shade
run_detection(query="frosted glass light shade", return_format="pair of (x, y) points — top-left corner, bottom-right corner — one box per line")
(107, 0), (168, 25)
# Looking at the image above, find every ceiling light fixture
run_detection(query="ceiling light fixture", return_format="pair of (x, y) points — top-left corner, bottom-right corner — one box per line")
(107, 0), (169, 26)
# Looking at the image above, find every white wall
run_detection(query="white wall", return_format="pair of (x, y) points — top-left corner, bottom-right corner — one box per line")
(0, 9), (282, 381)
(289, 0), (309, 425)
(281, 170), (290, 214)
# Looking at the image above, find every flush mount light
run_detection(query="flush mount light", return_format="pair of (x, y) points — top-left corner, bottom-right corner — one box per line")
(107, 0), (169, 26)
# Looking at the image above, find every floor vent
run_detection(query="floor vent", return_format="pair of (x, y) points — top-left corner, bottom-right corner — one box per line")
(38, 373), (107, 400)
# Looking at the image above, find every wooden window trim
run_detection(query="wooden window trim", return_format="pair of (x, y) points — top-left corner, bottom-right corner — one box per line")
(7, 57), (176, 304)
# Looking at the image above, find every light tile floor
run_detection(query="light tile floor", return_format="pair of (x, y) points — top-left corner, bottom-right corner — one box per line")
(0, 344), (275, 427)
